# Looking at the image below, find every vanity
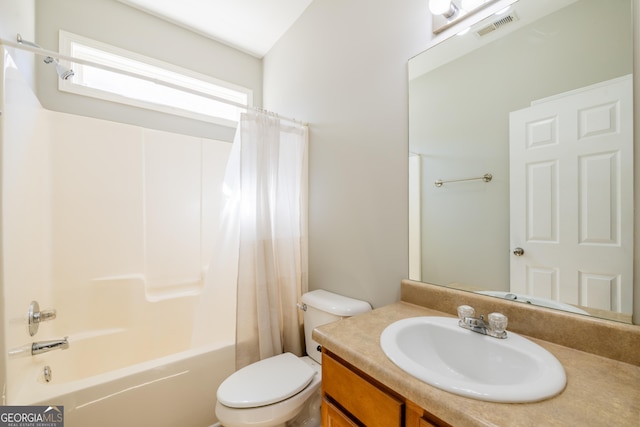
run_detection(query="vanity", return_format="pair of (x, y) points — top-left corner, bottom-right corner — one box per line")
(321, 2), (640, 424)
(314, 281), (640, 426)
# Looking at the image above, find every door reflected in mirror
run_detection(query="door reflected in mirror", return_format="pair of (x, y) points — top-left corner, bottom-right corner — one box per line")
(408, 0), (634, 324)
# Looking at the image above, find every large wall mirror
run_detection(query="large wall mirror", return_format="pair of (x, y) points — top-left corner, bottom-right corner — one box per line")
(408, 0), (636, 324)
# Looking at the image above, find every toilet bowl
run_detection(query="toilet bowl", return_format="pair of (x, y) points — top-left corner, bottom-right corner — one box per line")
(215, 289), (371, 427)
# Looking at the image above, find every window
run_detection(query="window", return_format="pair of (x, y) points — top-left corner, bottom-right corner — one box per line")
(58, 31), (252, 127)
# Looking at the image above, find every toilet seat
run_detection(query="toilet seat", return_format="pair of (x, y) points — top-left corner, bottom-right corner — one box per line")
(217, 352), (316, 409)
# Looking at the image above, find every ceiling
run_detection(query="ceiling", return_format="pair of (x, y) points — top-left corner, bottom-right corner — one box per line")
(116, 0), (314, 58)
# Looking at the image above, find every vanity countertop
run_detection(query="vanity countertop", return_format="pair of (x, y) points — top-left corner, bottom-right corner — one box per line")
(313, 300), (640, 426)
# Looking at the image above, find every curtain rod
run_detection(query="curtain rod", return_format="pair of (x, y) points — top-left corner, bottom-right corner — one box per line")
(0, 38), (307, 127)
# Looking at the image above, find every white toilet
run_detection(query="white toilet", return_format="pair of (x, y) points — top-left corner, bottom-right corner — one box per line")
(215, 289), (372, 427)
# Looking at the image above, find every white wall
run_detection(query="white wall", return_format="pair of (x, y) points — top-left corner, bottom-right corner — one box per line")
(263, 0), (431, 308)
(265, 0), (640, 322)
(0, 0), (35, 88)
(1, 46), (50, 403)
(34, 0), (262, 141)
(0, 0), (36, 404)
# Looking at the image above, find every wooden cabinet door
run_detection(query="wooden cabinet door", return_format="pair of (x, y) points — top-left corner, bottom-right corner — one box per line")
(322, 352), (403, 427)
(405, 400), (450, 427)
(322, 398), (360, 427)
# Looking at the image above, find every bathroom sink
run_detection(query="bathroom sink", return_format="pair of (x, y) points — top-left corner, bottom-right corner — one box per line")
(380, 316), (566, 403)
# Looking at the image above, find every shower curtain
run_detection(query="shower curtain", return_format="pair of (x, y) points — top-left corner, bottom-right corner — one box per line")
(224, 111), (309, 369)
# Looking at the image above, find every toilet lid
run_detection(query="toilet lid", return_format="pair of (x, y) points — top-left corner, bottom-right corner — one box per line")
(217, 352), (316, 409)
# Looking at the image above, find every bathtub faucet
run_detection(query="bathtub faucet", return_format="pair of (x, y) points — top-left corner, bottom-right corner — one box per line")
(31, 337), (69, 356)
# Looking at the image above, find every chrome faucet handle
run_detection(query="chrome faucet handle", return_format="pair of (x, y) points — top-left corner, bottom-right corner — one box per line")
(457, 305), (507, 338)
(488, 312), (508, 338)
(457, 305), (475, 322)
(28, 301), (57, 336)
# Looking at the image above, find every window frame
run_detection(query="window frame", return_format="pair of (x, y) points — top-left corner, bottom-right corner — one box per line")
(58, 30), (253, 127)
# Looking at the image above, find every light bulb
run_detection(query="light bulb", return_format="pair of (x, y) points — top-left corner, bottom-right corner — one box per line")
(429, 0), (453, 15)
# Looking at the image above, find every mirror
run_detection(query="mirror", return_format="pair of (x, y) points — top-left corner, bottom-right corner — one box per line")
(408, 0), (635, 324)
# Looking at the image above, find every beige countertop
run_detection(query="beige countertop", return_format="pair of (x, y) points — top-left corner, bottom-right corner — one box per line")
(314, 301), (640, 426)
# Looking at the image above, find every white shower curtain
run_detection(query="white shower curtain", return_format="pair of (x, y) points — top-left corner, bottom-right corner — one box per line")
(224, 111), (309, 369)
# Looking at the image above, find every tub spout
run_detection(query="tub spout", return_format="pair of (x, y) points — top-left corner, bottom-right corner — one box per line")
(32, 337), (69, 356)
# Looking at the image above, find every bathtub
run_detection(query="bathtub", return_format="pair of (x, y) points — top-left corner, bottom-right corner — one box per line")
(1, 46), (238, 427)
(14, 341), (235, 427)
(5, 279), (237, 427)
(4, 273), (237, 427)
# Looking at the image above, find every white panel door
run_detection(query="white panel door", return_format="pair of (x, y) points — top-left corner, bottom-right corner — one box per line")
(509, 75), (633, 314)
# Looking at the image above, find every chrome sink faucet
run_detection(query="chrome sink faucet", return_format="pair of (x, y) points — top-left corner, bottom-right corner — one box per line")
(457, 305), (508, 339)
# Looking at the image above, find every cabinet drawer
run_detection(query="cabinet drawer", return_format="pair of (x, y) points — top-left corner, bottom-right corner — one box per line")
(322, 352), (403, 427)
(322, 398), (360, 427)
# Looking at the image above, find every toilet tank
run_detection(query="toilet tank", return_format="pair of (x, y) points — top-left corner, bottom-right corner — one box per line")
(300, 289), (372, 364)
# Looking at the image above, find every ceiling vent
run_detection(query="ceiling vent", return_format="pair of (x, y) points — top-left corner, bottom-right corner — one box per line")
(475, 12), (519, 37)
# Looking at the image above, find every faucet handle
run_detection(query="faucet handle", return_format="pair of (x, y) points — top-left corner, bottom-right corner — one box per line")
(488, 312), (508, 335)
(457, 305), (475, 322)
(28, 301), (57, 336)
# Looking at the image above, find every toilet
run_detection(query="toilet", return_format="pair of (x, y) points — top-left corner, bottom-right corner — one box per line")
(215, 289), (372, 427)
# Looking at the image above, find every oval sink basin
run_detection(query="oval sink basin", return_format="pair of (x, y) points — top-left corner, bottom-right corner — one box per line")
(380, 317), (566, 403)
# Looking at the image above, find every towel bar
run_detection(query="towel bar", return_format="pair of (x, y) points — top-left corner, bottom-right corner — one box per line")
(434, 173), (492, 187)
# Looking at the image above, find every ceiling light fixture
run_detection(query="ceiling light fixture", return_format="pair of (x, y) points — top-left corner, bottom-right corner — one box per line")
(429, 0), (459, 19)
(429, 0), (505, 34)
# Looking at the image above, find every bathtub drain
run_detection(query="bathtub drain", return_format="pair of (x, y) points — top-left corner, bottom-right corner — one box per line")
(44, 365), (52, 383)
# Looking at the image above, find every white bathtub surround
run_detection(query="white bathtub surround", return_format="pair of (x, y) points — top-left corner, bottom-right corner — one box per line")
(1, 48), (236, 426)
(229, 111), (309, 369)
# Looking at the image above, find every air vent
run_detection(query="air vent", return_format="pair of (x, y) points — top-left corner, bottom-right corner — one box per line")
(475, 12), (519, 37)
